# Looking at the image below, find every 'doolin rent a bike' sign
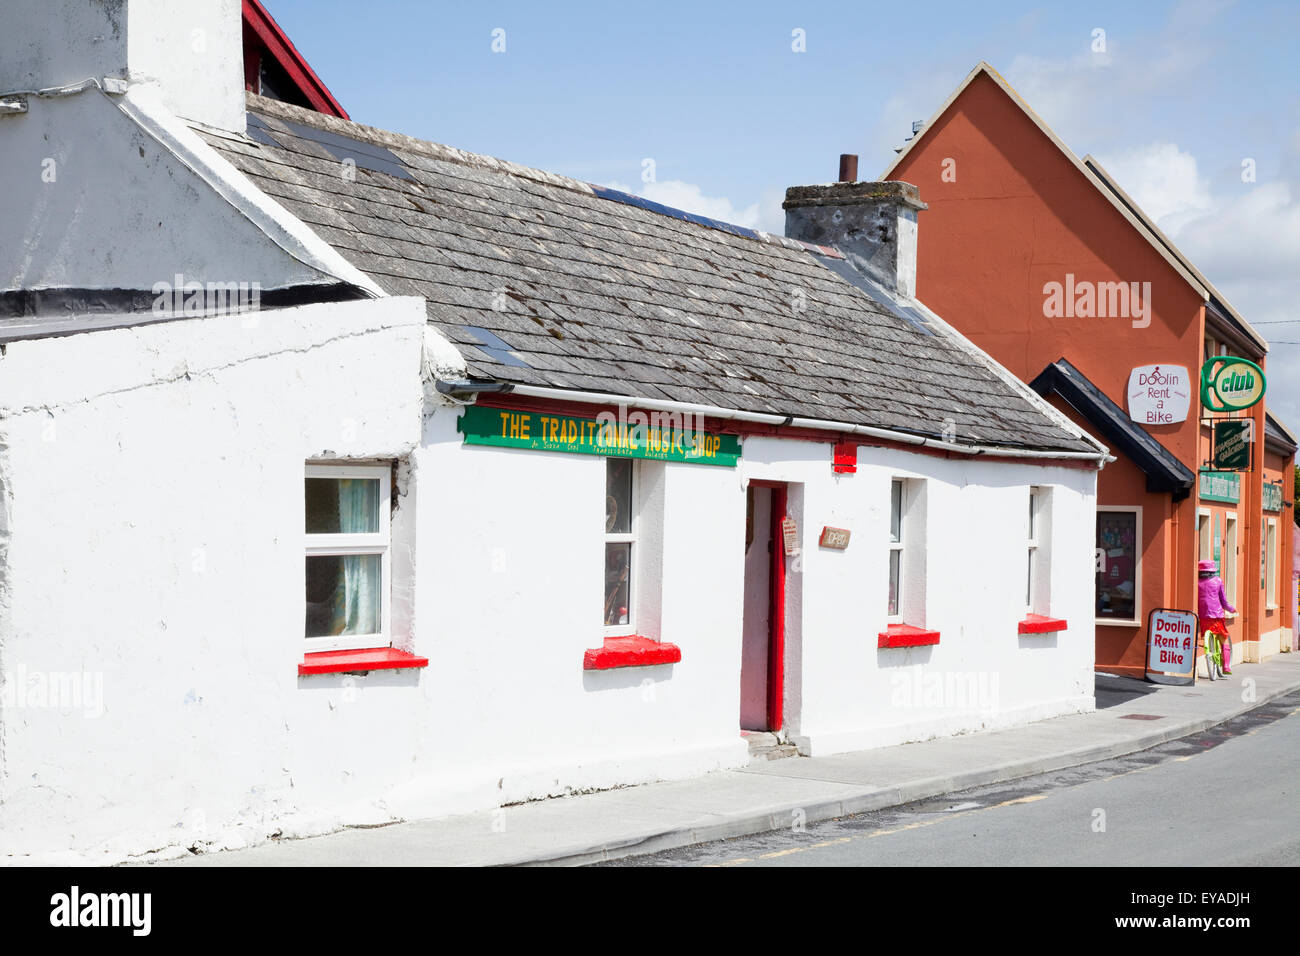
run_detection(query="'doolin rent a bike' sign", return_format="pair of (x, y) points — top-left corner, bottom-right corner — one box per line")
(1127, 365), (1190, 425)
(1145, 608), (1199, 686)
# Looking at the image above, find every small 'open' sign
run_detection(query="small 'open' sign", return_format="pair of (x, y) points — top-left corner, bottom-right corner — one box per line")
(819, 526), (851, 550)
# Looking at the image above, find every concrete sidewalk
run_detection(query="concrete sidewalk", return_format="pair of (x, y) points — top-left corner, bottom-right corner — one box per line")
(160, 655), (1300, 867)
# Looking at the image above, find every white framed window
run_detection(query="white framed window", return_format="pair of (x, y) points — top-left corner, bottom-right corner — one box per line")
(888, 478), (905, 621)
(1096, 507), (1141, 626)
(1026, 486), (1053, 615)
(1197, 509), (1211, 561)
(304, 463), (391, 652)
(1027, 488), (1040, 612)
(1266, 517), (1278, 609)
(1224, 513), (1238, 616)
(887, 477), (927, 625)
(604, 457), (636, 634)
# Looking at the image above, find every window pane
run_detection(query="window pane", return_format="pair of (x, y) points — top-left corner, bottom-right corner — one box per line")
(1028, 491), (1036, 540)
(888, 549), (901, 616)
(305, 554), (382, 637)
(1224, 517), (1237, 606)
(604, 542), (631, 625)
(1026, 550), (1034, 608)
(1096, 512), (1137, 620)
(890, 480), (903, 543)
(306, 477), (380, 534)
(1267, 523), (1277, 605)
(606, 459), (633, 534)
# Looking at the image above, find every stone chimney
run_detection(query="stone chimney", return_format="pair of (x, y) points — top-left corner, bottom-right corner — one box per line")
(0, 0), (246, 133)
(783, 160), (927, 299)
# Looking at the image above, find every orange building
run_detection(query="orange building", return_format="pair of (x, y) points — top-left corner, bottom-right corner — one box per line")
(884, 63), (1296, 677)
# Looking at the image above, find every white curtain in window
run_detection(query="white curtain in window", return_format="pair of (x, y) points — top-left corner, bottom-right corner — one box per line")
(334, 478), (380, 635)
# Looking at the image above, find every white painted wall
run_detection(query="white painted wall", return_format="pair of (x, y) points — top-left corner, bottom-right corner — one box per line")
(0, 87), (343, 295)
(0, 0), (1105, 869)
(0, 297), (429, 858)
(739, 437), (1097, 755)
(1, 0), (245, 134)
(0, 329), (1097, 860)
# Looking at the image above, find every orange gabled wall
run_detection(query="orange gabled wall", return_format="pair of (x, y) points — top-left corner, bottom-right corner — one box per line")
(890, 70), (1211, 674)
(890, 72), (1205, 444)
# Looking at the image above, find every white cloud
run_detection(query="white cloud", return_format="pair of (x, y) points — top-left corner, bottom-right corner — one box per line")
(1174, 179), (1300, 427)
(1095, 145), (1300, 427)
(1175, 180), (1300, 280)
(1092, 142), (1213, 233)
(600, 179), (784, 235)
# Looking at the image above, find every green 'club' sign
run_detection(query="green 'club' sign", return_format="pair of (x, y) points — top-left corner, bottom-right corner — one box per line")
(458, 405), (742, 467)
(1201, 357), (1266, 413)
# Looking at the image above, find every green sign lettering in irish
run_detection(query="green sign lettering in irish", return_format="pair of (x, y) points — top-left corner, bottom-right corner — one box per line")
(1212, 420), (1251, 471)
(458, 405), (742, 467)
(1263, 482), (1282, 513)
(1199, 470), (1241, 504)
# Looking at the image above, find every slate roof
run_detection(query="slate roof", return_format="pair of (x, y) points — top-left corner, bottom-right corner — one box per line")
(196, 94), (1099, 454)
(1265, 412), (1298, 455)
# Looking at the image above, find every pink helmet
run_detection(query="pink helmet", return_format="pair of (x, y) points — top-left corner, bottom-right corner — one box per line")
(1197, 559), (1218, 573)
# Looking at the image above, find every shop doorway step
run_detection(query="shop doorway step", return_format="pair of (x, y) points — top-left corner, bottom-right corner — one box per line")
(743, 731), (798, 763)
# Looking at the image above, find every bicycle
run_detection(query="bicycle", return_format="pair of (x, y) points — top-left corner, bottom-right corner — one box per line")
(1200, 629), (1224, 682)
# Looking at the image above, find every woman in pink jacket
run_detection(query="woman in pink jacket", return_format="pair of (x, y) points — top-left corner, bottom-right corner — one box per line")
(1198, 559), (1237, 675)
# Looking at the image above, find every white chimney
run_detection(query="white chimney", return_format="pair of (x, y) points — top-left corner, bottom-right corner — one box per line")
(0, 0), (246, 134)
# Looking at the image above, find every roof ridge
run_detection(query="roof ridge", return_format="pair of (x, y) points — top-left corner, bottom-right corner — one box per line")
(244, 91), (597, 196)
(199, 97), (1098, 454)
(1082, 154), (1268, 353)
(879, 62), (1216, 305)
(240, 93), (834, 259)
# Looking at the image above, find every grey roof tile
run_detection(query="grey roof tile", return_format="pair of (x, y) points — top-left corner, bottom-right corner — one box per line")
(197, 97), (1098, 454)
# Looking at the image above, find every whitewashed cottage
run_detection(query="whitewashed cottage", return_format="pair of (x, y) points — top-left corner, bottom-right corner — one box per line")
(0, 0), (1108, 861)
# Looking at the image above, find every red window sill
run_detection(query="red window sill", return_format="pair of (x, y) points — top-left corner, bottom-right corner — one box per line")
(299, 647), (429, 676)
(1018, 615), (1068, 634)
(877, 624), (941, 648)
(583, 636), (682, 670)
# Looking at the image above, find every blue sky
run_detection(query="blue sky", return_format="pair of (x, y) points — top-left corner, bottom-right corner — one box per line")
(264, 0), (1300, 424)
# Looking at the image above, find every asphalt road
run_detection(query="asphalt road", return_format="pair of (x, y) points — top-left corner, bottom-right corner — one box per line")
(605, 691), (1300, 867)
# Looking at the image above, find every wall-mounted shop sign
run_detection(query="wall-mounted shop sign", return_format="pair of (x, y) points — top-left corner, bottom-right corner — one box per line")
(1211, 420), (1252, 471)
(1199, 470), (1240, 504)
(1201, 357), (1266, 413)
(1145, 608), (1198, 686)
(1127, 365), (1190, 425)
(818, 526), (851, 550)
(1263, 482), (1283, 513)
(458, 406), (742, 466)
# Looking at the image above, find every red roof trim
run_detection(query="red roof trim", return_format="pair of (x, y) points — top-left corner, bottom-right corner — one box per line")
(468, 394), (1098, 470)
(243, 0), (349, 119)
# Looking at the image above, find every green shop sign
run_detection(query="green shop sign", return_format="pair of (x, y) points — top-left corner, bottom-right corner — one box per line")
(458, 405), (742, 467)
(1263, 482), (1283, 513)
(1211, 419), (1252, 471)
(1199, 470), (1240, 504)
(1201, 357), (1266, 413)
